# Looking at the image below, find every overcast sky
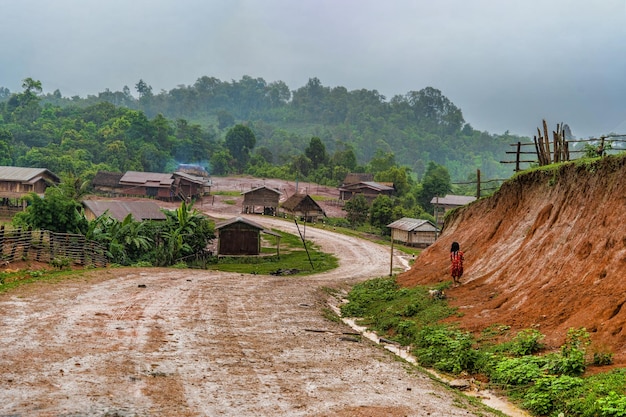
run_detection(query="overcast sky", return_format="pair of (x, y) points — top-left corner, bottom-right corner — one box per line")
(1, 0), (625, 138)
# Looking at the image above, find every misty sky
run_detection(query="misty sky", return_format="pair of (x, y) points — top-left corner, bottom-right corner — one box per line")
(1, 0), (625, 138)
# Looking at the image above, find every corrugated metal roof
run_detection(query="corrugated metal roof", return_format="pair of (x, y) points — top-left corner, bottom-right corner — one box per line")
(387, 217), (438, 232)
(280, 194), (325, 215)
(215, 216), (281, 237)
(119, 171), (174, 186)
(338, 181), (394, 192)
(241, 185), (281, 195)
(0, 166), (59, 182)
(173, 171), (211, 185)
(83, 200), (167, 221)
(430, 194), (476, 206)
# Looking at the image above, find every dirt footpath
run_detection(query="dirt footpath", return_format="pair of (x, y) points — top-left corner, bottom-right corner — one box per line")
(0, 217), (498, 417)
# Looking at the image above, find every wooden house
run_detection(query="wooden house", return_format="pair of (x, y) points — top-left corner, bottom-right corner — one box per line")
(0, 166), (60, 209)
(281, 194), (326, 223)
(83, 200), (167, 222)
(387, 217), (439, 248)
(338, 181), (395, 202)
(242, 186), (281, 215)
(173, 171), (211, 201)
(430, 194), (477, 228)
(215, 216), (281, 256)
(91, 171), (124, 195)
(118, 171), (175, 199)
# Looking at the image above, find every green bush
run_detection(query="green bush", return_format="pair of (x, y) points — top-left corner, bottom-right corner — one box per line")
(510, 328), (545, 356)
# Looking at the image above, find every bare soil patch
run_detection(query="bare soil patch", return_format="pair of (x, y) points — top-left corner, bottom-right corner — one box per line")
(398, 156), (626, 368)
(0, 208), (499, 416)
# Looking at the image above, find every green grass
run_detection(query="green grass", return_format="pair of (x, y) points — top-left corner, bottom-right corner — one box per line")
(0, 268), (85, 293)
(211, 190), (241, 196)
(206, 229), (338, 275)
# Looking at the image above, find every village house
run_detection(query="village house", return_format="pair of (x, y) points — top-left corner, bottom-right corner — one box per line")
(82, 200), (167, 222)
(431, 194), (477, 228)
(338, 181), (395, 202)
(280, 194), (326, 223)
(241, 185), (281, 215)
(0, 166), (61, 211)
(214, 216), (281, 256)
(387, 217), (439, 248)
(92, 170), (211, 202)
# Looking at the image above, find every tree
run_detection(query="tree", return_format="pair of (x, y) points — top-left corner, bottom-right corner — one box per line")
(304, 137), (328, 170)
(369, 194), (395, 231)
(343, 194), (370, 228)
(13, 185), (87, 234)
(224, 124), (256, 173)
(418, 161), (451, 213)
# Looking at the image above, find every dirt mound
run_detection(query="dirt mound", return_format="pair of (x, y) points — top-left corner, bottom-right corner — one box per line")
(397, 155), (626, 365)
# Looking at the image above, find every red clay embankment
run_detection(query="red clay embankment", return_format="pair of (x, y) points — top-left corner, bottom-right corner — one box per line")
(398, 155), (626, 364)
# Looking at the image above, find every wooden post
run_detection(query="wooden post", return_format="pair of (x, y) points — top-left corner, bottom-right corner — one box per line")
(476, 169), (481, 199)
(515, 141), (521, 172)
(389, 236), (394, 277)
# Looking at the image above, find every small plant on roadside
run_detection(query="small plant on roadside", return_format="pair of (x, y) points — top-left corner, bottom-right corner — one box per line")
(50, 257), (71, 270)
(593, 351), (614, 366)
(510, 328), (545, 356)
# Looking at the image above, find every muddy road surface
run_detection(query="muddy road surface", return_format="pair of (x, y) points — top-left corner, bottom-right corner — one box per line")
(0, 216), (498, 416)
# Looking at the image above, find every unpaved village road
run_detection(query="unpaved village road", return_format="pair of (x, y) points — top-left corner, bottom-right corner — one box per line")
(0, 215), (499, 417)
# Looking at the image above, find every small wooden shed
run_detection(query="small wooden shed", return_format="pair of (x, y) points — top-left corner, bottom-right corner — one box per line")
(241, 186), (281, 215)
(215, 216), (281, 256)
(281, 194), (326, 223)
(387, 217), (439, 248)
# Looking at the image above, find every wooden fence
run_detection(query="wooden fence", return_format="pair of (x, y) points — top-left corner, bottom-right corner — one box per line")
(501, 121), (626, 172)
(0, 226), (108, 268)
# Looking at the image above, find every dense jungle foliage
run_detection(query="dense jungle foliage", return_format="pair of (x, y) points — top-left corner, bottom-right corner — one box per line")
(0, 76), (526, 186)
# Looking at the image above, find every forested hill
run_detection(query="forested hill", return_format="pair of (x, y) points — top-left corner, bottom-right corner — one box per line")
(0, 76), (529, 182)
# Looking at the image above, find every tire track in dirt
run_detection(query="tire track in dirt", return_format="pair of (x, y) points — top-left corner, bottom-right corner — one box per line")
(0, 229), (500, 416)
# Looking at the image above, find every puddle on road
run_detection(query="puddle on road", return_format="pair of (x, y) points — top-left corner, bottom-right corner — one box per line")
(340, 317), (531, 417)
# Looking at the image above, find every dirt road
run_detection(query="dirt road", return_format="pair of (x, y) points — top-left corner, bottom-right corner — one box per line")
(0, 215), (498, 417)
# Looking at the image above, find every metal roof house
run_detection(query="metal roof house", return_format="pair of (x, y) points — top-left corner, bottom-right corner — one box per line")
(431, 194), (477, 228)
(387, 217), (439, 248)
(173, 171), (211, 201)
(280, 194), (326, 223)
(118, 171), (175, 199)
(83, 200), (167, 222)
(0, 166), (60, 207)
(214, 216), (281, 256)
(338, 181), (395, 202)
(242, 186), (281, 215)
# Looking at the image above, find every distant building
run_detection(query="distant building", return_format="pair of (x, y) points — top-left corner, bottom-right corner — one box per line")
(431, 194), (477, 228)
(241, 186), (281, 215)
(281, 194), (326, 223)
(118, 171), (175, 199)
(387, 217), (439, 248)
(83, 200), (167, 222)
(0, 166), (60, 210)
(92, 170), (211, 201)
(338, 181), (395, 202)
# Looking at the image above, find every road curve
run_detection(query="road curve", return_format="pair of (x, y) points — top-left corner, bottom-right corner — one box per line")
(0, 216), (498, 417)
